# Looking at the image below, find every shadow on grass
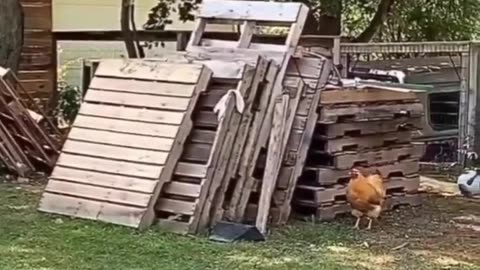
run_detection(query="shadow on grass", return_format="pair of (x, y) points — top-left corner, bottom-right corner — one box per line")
(0, 184), (478, 270)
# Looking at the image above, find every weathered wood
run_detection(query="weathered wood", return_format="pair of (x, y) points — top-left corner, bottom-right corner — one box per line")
(295, 176), (420, 206)
(320, 88), (419, 105)
(309, 143), (425, 169)
(93, 59), (203, 83)
(223, 62), (280, 221)
(38, 60), (213, 230)
(256, 93), (290, 234)
(274, 59), (333, 224)
(316, 118), (423, 139)
(303, 158), (420, 186)
(201, 58), (269, 230)
(316, 130), (413, 153)
(78, 103), (185, 125)
(199, 0), (305, 24)
(318, 102), (424, 124)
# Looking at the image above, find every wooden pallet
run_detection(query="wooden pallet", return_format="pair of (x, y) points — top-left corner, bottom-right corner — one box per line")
(294, 176), (420, 206)
(303, 158), (420, 186)
(307, 143), (425, 169)
(316, 118), (423, 139)
(318, 102), (424, 124)
(184, 0), (310, 234)
(155, 58), (266, 234)
(319, 88), (419, 105)
(312, 130), (413, 154)
(38, 59), (212, 230)
(294, 193), (421, 221)
(270, 58), (333, 225)
(0, 67), (60, 175)
(223, 57), (333, 226)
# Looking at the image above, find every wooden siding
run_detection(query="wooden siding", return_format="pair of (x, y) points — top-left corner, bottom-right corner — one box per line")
(20, 0), (55, 101)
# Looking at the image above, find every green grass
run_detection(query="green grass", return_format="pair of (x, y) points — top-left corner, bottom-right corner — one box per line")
(0, 184), (478, 270)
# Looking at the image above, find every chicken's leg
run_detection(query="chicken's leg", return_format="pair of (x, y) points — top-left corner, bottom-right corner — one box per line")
(366, 218), (373, 230)
(353, 217), (361, 229)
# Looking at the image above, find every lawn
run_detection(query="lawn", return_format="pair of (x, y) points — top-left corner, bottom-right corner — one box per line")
(0, 183), (478, 270)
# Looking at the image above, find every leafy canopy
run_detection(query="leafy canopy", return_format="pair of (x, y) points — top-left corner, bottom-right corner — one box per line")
(144, 0), (480, 41)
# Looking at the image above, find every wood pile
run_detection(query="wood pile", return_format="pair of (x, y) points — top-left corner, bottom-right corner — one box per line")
(0, 66), (60, 177)
(290, 83), (426, 220)
(37, 0), (426, 235)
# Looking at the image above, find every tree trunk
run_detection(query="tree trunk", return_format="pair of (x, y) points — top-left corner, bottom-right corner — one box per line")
(0, 0), (24, 74)
(302, 0), (342, 35)
(354, 0), (395, 42)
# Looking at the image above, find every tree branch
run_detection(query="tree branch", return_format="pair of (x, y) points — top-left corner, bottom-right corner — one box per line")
(354, 0), (396, 42)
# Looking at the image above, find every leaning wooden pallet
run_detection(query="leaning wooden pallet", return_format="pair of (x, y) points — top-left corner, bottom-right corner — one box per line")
(38, 59), (212, 230)
(155, 56), (270, 235)
(185, 1), (310, 233)
(236, 57), (334, 225)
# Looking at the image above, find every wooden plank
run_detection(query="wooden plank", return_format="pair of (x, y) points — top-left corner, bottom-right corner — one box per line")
(45, 180), (151, 208)
(140, 66), (213, 230)
(94, 59), (203, 84)
(163, 182), (201, 198)
(320, 88), (418, 105)
(319, 130), (413, 153)
(50, 166), (157, 194)
(175, 162), (208, 178)
(56, 153), (163, 179)
(224, 62), (280, 221)
(318, 102), (424, 124)
(84, 89), (191, 111)
(304, 159), (420, 186)
(237, 21), (255, 48)
(79, 103), (184, 125)
(199, 0), (303, 23)
(317, 118), (423, 139)
(89, 77), (196, 98)
(329, 144), (425, 170)
(156, 198), (196, 215)
(73, 115), (179, 138)
(256, 94), (290, 234)
(68, 128), (174, 152)
(198, 57), (269, 232)
(38, 193), (145, 228)
(62, 140), (168, 165)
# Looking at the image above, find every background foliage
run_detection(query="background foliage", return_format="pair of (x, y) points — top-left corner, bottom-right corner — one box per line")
(144, 0), (480, 42)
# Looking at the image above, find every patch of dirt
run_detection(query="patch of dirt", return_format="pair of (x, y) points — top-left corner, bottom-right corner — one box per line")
(342, 194), (480, 264)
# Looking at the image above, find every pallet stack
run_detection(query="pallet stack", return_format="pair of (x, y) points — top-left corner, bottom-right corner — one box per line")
(292, 83), (425, 220)
(36, 0), (426, 235)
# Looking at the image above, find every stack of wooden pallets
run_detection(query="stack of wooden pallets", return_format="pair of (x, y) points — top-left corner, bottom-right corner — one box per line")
(37, 0), (426, 235)
(292, 83), (425, 220)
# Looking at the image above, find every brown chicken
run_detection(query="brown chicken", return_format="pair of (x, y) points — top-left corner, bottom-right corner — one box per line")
(346, 168), (386, 230)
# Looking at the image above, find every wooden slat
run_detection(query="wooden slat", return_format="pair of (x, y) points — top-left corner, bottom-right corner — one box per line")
(163, 182), (201, 197)
(62, 140), (168, 165)
(50, 167), (157, 194)
(94, 59), (203, 84)
(56, 154), (163, 179)
(89, 77), (196, 98)
(175, 162), (208, 178)
(156, 198), (196, 215)
(73, 115), (179, 138)
(79, 103), (185, 125)
(201, 39), (287, 52)
(45, 180), (151, 208)
(84, 89), (192, 111)
(38, 193), (145, 228)
(22, 4), (52, 30)
(320, 88), (418, 105)
(200, 0), (303, 23)
(68, 127), (174, 152)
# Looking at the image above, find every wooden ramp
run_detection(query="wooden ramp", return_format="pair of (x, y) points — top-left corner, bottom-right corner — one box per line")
(38, 59), (212, 229)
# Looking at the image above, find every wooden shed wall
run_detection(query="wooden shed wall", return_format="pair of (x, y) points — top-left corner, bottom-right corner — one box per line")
(19, 0), (55, 102)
